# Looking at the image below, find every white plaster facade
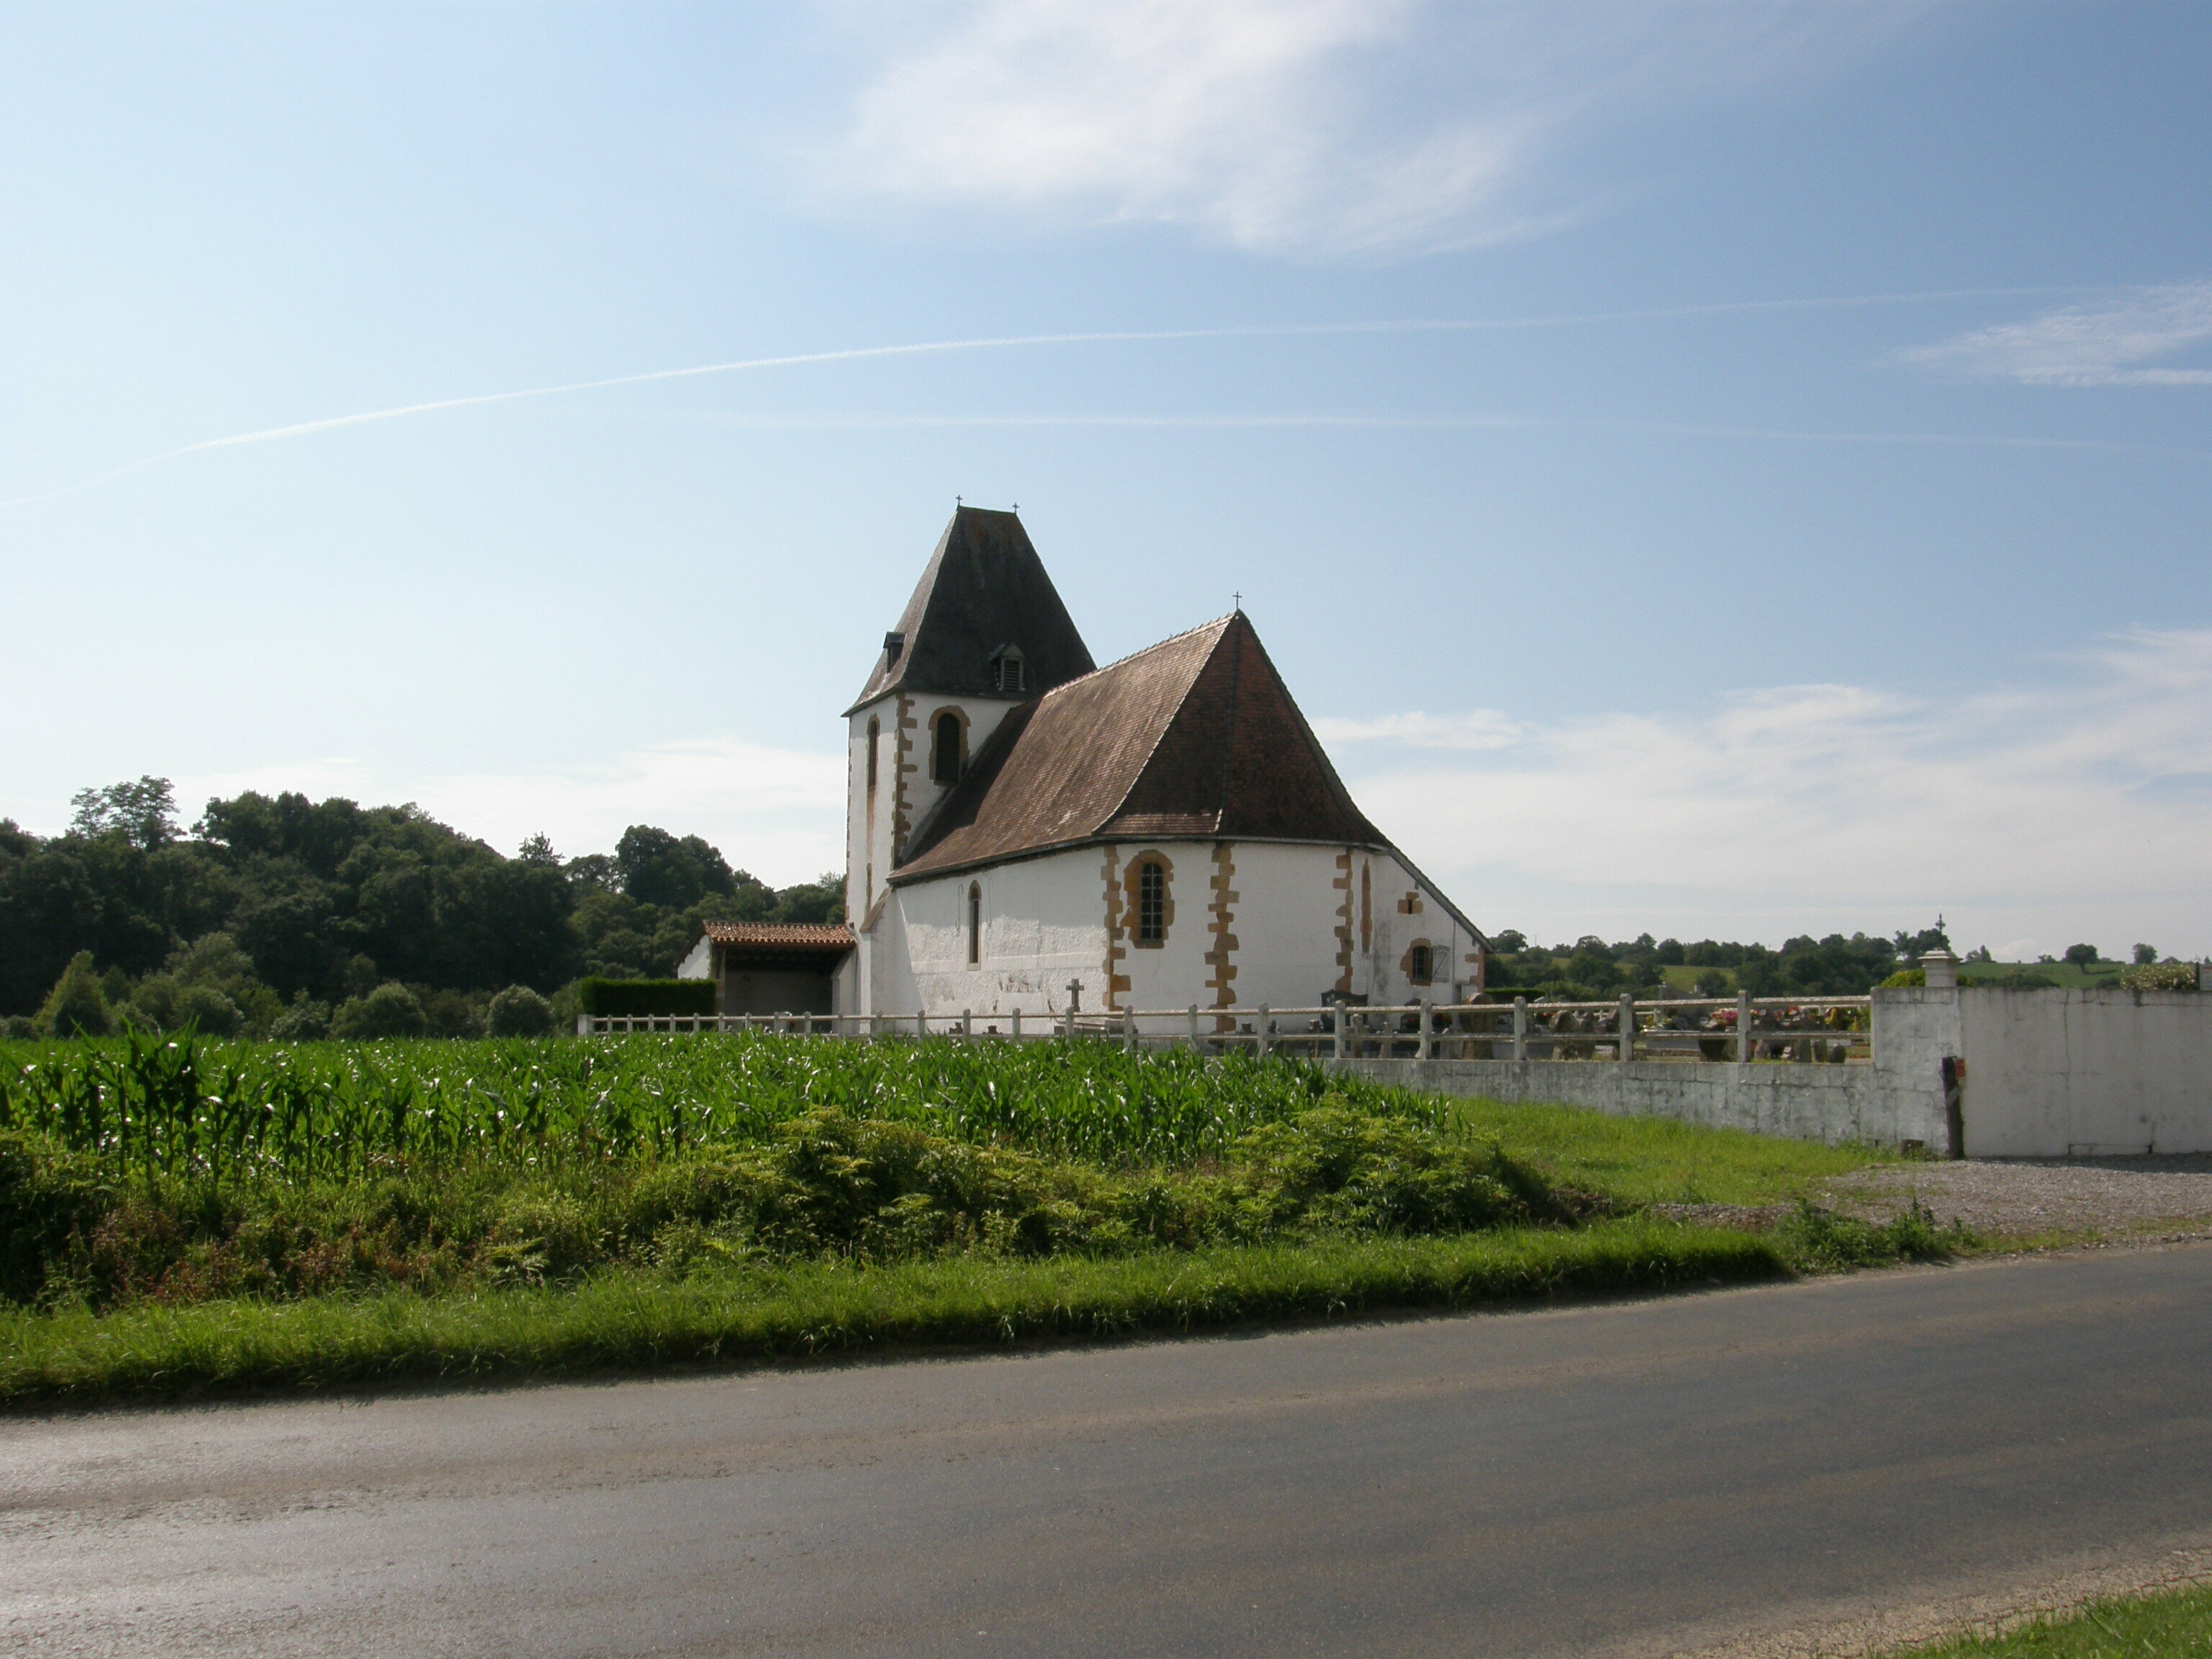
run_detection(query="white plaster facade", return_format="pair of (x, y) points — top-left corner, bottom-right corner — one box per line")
(850, 839), (1479, 1020)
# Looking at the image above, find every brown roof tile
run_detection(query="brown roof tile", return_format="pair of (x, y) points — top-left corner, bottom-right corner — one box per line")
(892, 613), (1388, 881)
(701, 922), (855, 950)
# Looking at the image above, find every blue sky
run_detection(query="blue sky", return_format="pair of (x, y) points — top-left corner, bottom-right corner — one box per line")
(4, 1), (2208, 958)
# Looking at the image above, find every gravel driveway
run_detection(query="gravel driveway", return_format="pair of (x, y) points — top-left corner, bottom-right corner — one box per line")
(1826, 1156), (2212, 1242)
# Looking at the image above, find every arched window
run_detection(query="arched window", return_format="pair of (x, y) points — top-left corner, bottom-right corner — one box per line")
(932, 711), (963, 784)
(866, 717), (879, 793)
(1408, 943), (1434, 984)
(967, 883), (981, 964)
(1136, 859), (1166, 945)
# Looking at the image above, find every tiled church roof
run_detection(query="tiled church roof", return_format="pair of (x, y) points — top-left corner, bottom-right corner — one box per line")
(701, 922), (855, 950)
(846, 508), (1096, 713)
(891, 612), (1388, 881)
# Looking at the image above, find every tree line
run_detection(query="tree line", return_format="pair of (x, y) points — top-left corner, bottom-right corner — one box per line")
(1483, 927), (1956, 1002)
(1, 778), (842, 1038)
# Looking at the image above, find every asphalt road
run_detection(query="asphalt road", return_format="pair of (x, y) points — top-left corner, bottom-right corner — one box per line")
(8, 1246), (2212, 1659)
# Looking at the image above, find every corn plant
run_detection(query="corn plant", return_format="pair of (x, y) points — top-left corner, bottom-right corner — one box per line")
(1, 1033), (1437, 1180)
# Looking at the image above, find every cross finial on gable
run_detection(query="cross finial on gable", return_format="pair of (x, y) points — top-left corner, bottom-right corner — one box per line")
(1233, 590), (1243, 612)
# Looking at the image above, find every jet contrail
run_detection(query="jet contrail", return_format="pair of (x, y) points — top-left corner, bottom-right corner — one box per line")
(614, 408), (2188, 455)
(0, 287), (2094, 508)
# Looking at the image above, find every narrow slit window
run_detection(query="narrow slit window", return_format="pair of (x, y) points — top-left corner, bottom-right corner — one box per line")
(967, 883), (981, 965)
(1137, 860), (1166, 945)
(866, 717), (879, 792)
(932, 711), (962, 784)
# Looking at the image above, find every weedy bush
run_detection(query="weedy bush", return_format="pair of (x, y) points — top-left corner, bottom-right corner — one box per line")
(0, 1105), (1583, 1310)
(1771, 1197), (1968, 1271)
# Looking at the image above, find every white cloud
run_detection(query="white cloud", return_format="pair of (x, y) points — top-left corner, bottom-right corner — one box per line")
(171, 738), (848, 889)
(817, 0), (1925, 257)
(1326, 630), (2212, 956)
(1902, 283), (2212, 387)
(1310, 709), (1525, 750)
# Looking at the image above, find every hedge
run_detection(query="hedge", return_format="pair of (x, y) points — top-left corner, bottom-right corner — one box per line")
(576, 978), (718, 1018)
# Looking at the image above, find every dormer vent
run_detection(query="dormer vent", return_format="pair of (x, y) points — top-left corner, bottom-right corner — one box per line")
(990, 644), (1025, 694)
(883, 631), (905, 662)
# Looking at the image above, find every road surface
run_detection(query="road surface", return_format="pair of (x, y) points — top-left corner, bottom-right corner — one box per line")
(7, 1245), (2212, 1658)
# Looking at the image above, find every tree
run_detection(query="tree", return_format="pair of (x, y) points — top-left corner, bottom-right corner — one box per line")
(331, 983), (428, 1039)
(269, 992), (332, 1042)
(171, 984), (244, 1037)
(769, 872), (846, 925)
(1894, 922), (1953, 960)
(69, 777), (178, 850)
(1488, 929), (1527, 954)
(2063, 943), (2100, 968)
(517, 833), (560, 867)
(486, 984), (557, 1037)
(2135, 943), (2159, 966)
(37, 952), (112, 1037)
(614, 826), (743, 909)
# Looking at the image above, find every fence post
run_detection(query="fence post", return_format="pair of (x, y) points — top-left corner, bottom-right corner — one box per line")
(1333, 1003), (1346, 1061)
(1737, 991), (1753, 1067)
(1012, 1007), (1022, 1042)
(1511, 997), (1527, 1063)
(917, 1009), (926, 1040)
(962, 1009), (972, 1040)
(1257, 1004), (1270, 1057)
(1123, 1004), (1135, 1053)
(1188, 1004), (1200, 1051)
(1417, 997), (1431, 1061)
(1619, 993), (1635, 1064)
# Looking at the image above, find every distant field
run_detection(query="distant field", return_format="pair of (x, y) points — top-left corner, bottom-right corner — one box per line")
(1961, 961), (2127, 989)
(1653, 962), (2132, 996)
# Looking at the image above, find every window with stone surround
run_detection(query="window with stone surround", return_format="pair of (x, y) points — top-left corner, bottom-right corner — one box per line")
(932, 710), (964, 784)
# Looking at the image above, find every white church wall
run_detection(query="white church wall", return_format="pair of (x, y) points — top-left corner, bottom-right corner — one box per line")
(1112, 845), (1212, 1017)
(847, 692), (1023, 927)
(1215, 842), (1352, 1011)
(870, 839), (1483, 1020)
(1359, 852), (1475, 1005)
(891, 848), (1108, 1017)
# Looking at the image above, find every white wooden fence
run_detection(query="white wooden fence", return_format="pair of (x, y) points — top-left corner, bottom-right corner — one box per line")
(583, 992), (1874, 1066)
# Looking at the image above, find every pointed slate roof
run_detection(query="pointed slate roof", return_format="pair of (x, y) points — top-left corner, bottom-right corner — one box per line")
(846, 508), (1095, 714)
(892, 612), (1388, 881)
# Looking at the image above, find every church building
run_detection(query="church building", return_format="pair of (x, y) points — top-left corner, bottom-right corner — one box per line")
(797, 505), (1486, 1023)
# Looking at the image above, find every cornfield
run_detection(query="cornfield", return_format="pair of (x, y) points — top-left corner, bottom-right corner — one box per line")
(0, 1033), (1431, 1182)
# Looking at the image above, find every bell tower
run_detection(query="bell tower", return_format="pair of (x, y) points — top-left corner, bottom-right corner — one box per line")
(842, 508), (1095, 994)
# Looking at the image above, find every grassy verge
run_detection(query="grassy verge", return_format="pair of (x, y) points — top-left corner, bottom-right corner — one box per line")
(0, 1219), (1782, 1408)
(1879, 1583), (2212, 1657)
(1444, 1096), (1899, 1205)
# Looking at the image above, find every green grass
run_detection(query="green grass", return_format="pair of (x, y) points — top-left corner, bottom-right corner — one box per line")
(1879, 1583), (2212, 1658)
(1444, 1096), (1896, 1205)
(0, 1219), (1784, 1406)
(0, 1035), (1945, 1408)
